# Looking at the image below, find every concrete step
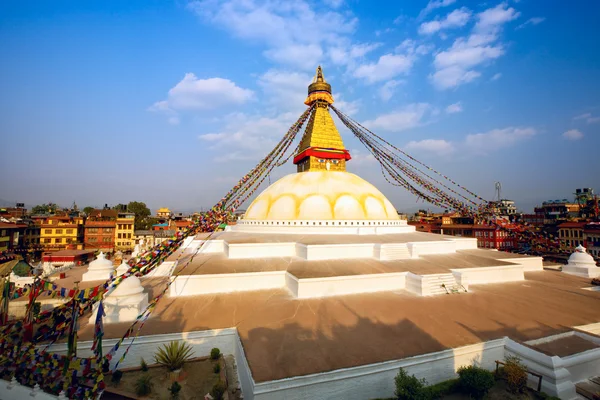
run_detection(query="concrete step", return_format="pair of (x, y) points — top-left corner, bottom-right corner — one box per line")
(379, 244), (412, 260)
(426, 274), (467, 295)
(576, 377), (600, 400)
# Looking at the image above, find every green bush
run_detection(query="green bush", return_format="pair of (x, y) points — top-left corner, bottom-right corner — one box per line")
(12, 262), (31, 277)
(140, 358), (148, 372)
(135, 374), (153, 396)
(504, 356), (528, 394)
(423, 378), (459, 399)
(110, 370), (123, 385)
(213, 363), (221, 374)
(210, 381), (227, 400)
(154, 341), (194, 371)
(457, 365), (495, 400)
(210, 347), (221, 360)
(394, 368), (428, 400)
(169, 381), (182, 400)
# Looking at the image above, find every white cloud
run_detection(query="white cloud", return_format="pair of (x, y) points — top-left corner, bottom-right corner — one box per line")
(264, 44), (323, 69)
(379, 80), (403, 101)
(324, 0), (344, 8)
(445, 102), (463, 114)
(430, 3), (519, 89)
(333, 93), (359, 116)
(149, 73), (253, 120)
(405, 139), (455, 155)
(562, 129), (583, 141)
(188, 0), (357, 70)
(198, 111), (300, 158)
(573, 112), (600, 124)
(329, 42), (381, 66)
(418, 7), (471, 35)
(363, 103), (430, 132)
(491, 72), (502, 81)
(257, 69), (312, 112)
(348, 148), (376, 165)
(465, 126), (536, 152)
(516, 16), (545, 30)
(353, 53), (414, 83)
(418, 0), (457, 20)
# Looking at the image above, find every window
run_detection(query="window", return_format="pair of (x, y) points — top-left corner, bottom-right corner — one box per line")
(66, 229), (73, 234)
(44, 238), (51, 243)
(55, 238), (62, 243)
(102, 237), (111, 243)
(45, 229), (52, 234)
(89, 237), (97, 242)
(128, 233), (131, 238)
(118, 233), (122, 239)
(88, 228), (98, 233)
(103, 228), (112, 233)
(55, 229), (63, 234)
(66, 238), (72, 243)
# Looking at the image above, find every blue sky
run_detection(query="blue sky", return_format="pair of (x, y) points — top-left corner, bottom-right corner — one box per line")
(1, 0), (598, 214)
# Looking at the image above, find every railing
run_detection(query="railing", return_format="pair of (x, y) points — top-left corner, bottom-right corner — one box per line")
(495, 360), (543, 392)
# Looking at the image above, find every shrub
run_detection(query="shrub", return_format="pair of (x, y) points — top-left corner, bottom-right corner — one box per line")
(135, 374), (153, 396)
(32, 302), (42, 318)
(210, 347), (221, 360)
(110, 370), (123, 385)
(140, 358), (148, 372)
(154, 341), (194, 371)
(394, 368), (428, 400)
(504, 356), (528, 394)
(210, 381), (227, 400)
(457, 365), (495, 400)
(169, 381), (182, 400)
(213, 363), (221, 374)
(423, 378), (459, 399)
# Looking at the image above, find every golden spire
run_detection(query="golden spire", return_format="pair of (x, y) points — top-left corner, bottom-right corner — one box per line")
(305, 65), (334, 105)
(294, 66), (351, 172)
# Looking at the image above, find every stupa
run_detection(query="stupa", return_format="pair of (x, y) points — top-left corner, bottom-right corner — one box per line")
(88, 275), (148, 324)
(562, 245), (600, 278)
(230, 66), (410, 235)
(170, 67), (544, 299)
(81, 251), (114, 282)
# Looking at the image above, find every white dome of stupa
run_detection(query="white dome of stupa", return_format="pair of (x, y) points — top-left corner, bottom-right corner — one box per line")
(88, 252), (113, 270)
(567, 245), (596, 267)
(116, 259), (130, 276)
(245, 171), (400, 220)
(112, 275), (144, 297)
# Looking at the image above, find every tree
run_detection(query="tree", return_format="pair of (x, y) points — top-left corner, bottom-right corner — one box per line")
(31, 203), (58, 215)
(83, 206), (95, 215)
(112, 203), (127, 212)
(127, 201), (151, 230)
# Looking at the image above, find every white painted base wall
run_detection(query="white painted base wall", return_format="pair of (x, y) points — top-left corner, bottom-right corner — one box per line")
(5, 323), (598, 400)
(562, 264), (600, 278)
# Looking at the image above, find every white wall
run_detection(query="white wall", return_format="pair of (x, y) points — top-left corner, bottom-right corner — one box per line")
(296, 272), (407, 298)
(504, 257), (544, 272)
(0, 380), (62, 400)
(252, 340), (505, 400)
(451, 265), (524, 285)
(169, 272), (288, 296)
(305, 244), (374, 260)
(228, 242), (297, 259)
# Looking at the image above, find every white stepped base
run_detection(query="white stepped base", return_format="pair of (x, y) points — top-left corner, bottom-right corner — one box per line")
(562, 265), (600, 278)
(228, 219), (414, 235)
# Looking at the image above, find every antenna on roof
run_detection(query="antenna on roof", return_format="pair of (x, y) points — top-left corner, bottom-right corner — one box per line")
(494, 182), (502, 202)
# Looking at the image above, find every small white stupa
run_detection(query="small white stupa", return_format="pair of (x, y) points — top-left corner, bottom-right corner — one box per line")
(562, 245), (600, 278)
(115, 259), (130, 276)
(89, 275), (148, 324)
(82, 252), (115, 282)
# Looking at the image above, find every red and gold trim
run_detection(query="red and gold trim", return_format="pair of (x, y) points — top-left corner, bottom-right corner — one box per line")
(293, 147), (352, 164)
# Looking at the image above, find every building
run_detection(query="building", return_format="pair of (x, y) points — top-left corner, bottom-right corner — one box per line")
(152, 222), (170, 231)
(558, 221), (587, 252)
(84, 209), (117, 252)
(492, 199), (517, 217)
(33, 215), (85, 251)
(535, 200), (580, 225)
(134, 229), (176, 248)
(0, 206), (27, 219)
(156, 207), (172, 219)
(42, 249), (96, 265)
(0, 222), (27, 252)
(115, 212), (135, 252)
(170, 219), (193, 233)
(474, 225), (516, 250)
(584, 222), (600, 258)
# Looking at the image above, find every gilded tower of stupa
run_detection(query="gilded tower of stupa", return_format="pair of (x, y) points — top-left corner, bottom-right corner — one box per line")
(293, 66), (352, 173)
(242, 66), (401, 222)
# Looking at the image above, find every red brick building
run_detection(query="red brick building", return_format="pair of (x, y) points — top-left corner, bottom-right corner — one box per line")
(84, 209), (117, 252)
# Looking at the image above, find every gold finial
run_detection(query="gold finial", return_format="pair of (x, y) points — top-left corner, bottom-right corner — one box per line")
(305, 65), (334, 105)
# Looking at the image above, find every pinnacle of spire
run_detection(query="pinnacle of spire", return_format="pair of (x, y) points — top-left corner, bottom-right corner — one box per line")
(305, 65), (334, 105)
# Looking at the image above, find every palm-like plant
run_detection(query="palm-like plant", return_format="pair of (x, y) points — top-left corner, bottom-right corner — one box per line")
(154, 341), (194, 371)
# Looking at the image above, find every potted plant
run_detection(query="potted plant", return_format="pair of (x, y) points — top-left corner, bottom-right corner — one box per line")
(154, 341), (194, 381)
